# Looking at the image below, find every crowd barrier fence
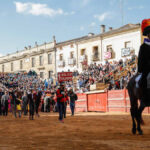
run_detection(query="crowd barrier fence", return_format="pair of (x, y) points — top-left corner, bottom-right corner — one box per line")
(68, 89), (150, 114)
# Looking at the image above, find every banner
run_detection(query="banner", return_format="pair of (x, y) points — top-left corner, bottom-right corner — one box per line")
(58, 72), (73, 82)
(104, 52), (111, 59)
(121, 48), (131, 57)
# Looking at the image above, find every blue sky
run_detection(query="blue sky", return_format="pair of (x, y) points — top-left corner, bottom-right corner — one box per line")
(0, 0), (150, 56)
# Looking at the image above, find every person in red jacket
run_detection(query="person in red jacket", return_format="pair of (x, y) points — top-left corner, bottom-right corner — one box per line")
(62, 88), (69, 118)
(56, 82), (68, 123)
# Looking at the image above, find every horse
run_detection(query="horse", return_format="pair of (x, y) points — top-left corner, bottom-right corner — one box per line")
(127, 74), (149, 135)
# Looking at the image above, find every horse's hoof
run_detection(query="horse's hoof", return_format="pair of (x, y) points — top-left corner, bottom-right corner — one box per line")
(132, 128), (136, 134)
(141, 120), (145, 125)
(138, 130), (143, 135)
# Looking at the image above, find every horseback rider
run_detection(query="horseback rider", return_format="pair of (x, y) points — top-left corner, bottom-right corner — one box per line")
(138, 19), (150, 105)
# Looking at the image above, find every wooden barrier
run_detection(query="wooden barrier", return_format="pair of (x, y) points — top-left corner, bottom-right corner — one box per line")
(67, 93), (87, 112)
(87, 92), (107, 112)
(125, 89), (130, 113)
(66, 89), (150, 114)
(107, 89), (126, 112)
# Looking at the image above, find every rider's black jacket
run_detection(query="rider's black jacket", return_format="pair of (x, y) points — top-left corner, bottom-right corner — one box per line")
(138, 43), (150, 74)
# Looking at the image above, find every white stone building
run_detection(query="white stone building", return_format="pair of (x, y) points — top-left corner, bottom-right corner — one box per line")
(56, 41), (78, 73)
(0, 23), (141, 79)
(56, 23), (141, 73)
(0, 37), (56, 79)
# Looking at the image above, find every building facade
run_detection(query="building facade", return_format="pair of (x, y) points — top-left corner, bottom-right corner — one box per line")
(56, 24), (141, 73)
(0, 37), (56, 79)
(0, 23), (141, 79)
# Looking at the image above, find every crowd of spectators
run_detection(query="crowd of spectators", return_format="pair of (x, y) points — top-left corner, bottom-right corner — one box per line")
(75, 55), (137, 92)
(0, 55), (137, 94)
(0, 55), (137, 117)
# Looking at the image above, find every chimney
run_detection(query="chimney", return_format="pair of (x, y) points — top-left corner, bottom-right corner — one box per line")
(53, 35), (56, 43)
(35, 42), (38, 47)
(101, 25), (105, 33)
(109, 27), (113, 31)
(28, 45), (31, 49)
(24, 46), (27, 50)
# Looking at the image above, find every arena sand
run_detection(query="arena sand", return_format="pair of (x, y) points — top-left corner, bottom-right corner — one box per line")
(0, 112), (150, 150)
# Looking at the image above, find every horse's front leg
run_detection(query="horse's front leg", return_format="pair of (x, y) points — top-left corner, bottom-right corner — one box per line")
(139, 100), (145, 125)
(130, 108), (137, 134)
(136, 114), (143, 135)
(136, 101), (145, 135)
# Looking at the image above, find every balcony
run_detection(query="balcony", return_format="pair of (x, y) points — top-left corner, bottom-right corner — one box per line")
(68, 58), (76, 65)
(58, 60), (65, 67)
(79, 55), (87, 63)
(91, 54), (99, 61)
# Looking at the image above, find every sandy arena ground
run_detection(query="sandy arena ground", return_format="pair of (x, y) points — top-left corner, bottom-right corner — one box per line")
(0, 112), (150, 150)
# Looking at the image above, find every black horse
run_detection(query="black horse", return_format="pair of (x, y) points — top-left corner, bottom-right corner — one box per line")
(127, 74), (149, 135)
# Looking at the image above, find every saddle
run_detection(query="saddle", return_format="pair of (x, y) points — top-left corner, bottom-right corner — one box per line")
(135, 73), (150, 106)
(135, 73), (150, 88)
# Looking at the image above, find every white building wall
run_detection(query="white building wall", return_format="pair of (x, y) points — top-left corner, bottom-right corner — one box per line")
(102, 30), (141, 62)
(77, 39), (101, 72)
(0, 41), (56, 79)
(56, 43), (77, 73)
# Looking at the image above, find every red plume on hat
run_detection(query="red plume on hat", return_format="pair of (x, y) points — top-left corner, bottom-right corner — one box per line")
(141, 19), (150, 36)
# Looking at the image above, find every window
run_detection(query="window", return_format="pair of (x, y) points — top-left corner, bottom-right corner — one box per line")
(11, 63), (13, 71)
(20, 60), (23, 69)
(40, 72), (44, 79)
(59, 54), (63, 61)
(125, 41), (131, 48)
(81, 49), (86, 55)
(93, 46), (99, 55)
(48, 71), (53, 78)
(70, 51), (74, 59)
(70, 44), (74, 48)
(2, 64), (4, 72)
(48, 53), (52, 64)
(92, 46), (99, 60)
(32, 57), (35, 67)
(106, 45), (112, 52)
(60, 46), (62, 50)
(39, 56), (43, 66)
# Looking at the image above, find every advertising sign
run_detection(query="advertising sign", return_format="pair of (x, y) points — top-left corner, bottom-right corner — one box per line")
(104, 52), (112, 59)
(58, 72), (73, 82)
(121, 48), (131, 57)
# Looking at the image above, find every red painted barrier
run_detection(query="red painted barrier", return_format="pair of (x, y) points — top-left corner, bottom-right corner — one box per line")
(125, 90), (130, 113)
(66, 89), (150, 114)
(87, 92), (107, 112)
(67, 93), (87, 112)
(108, 89), (126, 112)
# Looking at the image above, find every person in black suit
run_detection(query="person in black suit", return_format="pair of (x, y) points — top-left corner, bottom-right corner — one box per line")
(28, 89), (34, 120)
(10, 90), (18, 118)
(0, 89), (4, 116)
(35, 90), (42, 117)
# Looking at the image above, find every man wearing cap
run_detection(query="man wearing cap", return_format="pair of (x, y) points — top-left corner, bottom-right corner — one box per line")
(138, 19), (150, 105)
